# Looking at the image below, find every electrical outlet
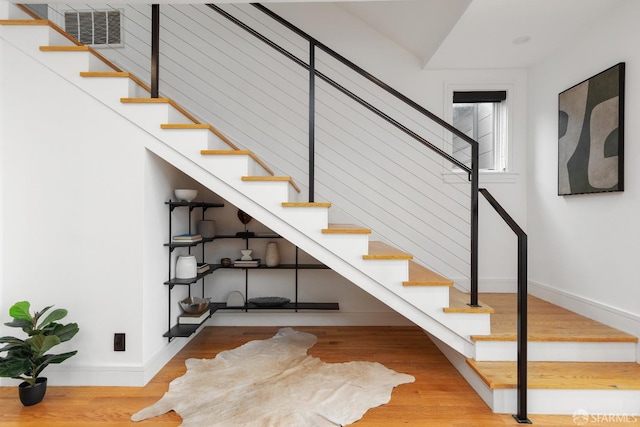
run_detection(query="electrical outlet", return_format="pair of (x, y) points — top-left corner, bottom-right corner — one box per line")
(114, 333), (126, 351)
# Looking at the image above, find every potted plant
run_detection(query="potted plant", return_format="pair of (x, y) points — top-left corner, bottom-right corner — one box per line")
(0, 301), (79, 406)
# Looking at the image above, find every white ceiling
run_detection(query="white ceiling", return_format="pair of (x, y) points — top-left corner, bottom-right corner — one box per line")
(40, 0), (628, 69)
(336, 0), (629, 69)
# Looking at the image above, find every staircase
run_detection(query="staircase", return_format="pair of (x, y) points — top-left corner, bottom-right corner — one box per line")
(1, 5), (638, 416)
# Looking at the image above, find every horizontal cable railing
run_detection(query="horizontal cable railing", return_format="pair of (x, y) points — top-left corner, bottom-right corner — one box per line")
(38, 2), (474, 284)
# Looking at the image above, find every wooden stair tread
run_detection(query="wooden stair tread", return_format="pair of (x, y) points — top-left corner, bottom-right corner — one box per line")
(40, 45), (89, 51)
(282, 202), (332, 208)
(80, 71), (131, 78)
(363, 241), (412, 260)
(241, 176), (301, 193)
(121, 97), (170, 103)
(322, 224), (371, 234)
(404, 261), (453, 287)
(444, 287), (494, 313)
(467, 359), (640, 390)
(0, 19), (49, 25)
(470, 293), (638, 343)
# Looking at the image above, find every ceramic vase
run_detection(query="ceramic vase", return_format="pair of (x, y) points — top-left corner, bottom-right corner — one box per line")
(176, 255), (197, 279)
(265, 242), (280, 267)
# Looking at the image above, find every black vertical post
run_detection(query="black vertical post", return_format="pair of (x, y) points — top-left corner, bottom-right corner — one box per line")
(470, 141), (480, 307)
(513, 234), (531, 424)
(308, 40), (316, 203)
(151, 4), (160, 98)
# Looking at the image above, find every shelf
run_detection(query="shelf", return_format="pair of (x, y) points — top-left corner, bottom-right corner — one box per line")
(165, 201), (224, 211)
(212, 263), (329, 271)
(211, 302), (339, 310)
(164, 269), (213, 287)
(163, 306), (216, 338)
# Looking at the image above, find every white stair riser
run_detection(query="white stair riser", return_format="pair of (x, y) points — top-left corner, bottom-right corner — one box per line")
(316, 233), (371, 263)
(396, 285), (450, 311)
(277, 207), (329, 231)
(118, 103), (174, 131)
(434, 311), (491, 336)
(474, 340), (638, 362)
(0, 24), (51, 50)
(492, 388), (640, 415)
(240, 181), (291, 208)
(195, 155), (252, 180)
(76, 76), (132, 102)
(37, 50), (98, 77)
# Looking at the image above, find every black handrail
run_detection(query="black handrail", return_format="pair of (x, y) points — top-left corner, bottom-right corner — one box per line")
(206, 2), (481, 308)
(479, 188), (530, 424)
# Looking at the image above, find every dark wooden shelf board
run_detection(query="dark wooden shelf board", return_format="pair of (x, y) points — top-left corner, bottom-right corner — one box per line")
(211, 302), (339, 310)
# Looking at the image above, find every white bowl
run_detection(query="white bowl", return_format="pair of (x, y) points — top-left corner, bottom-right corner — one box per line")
(174, 189), (197, 202)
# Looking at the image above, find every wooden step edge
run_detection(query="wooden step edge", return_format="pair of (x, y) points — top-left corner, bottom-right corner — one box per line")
(444, 287), (494, 313)
(322, 224), (372, 234)
(121, 97), (170, 104)
(162, 124), (209, 130)
(403, 261), (454, 287)
(467, 359), (640, 390)
(0, 19), (49, 25)
(80, 71), (131, 78)
(363, 241), (413, 260)
(470, 334), (639, 343)
(241, 176), (301, 193)
(201, 149), (275, 176)
(282, 202), (332, 208)
(466, 359), (512, 389)
(40, 45), (89, 52)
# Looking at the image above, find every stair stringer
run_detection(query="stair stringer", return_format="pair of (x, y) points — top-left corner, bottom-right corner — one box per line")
(143, 134), (478, 357)
(0, 15), (485, 357)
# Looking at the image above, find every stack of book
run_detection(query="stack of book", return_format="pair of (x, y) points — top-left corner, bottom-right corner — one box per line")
(172, 233), (202, 244)
(233, 259), (261, 268)
(178, 309), (210, 325)
(197, 263), (210, 274)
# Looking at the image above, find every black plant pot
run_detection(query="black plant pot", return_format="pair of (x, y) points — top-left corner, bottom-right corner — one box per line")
(18, 377), (47, 406)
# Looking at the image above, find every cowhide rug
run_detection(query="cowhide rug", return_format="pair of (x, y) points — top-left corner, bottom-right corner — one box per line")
(132, 328), (414, 426)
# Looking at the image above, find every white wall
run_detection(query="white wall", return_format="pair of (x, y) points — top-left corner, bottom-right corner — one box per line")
(527, 0), (640, 337)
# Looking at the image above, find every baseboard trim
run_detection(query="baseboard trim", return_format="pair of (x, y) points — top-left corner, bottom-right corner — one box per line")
(529, 280), (640, 362)
(0, 327), (197, 387)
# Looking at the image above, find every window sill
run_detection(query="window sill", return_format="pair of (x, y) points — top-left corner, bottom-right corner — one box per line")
(442, 171), (519, 184)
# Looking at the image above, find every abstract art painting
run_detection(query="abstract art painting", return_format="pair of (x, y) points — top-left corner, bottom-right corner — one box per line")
(558, 63), (625, 195)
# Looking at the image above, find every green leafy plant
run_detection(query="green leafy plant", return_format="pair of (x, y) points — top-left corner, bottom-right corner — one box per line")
(0, 301), (79, 386)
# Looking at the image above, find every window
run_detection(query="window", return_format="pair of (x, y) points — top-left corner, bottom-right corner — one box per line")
(452, 91), (507, 171)
(64, 10), (122, 46)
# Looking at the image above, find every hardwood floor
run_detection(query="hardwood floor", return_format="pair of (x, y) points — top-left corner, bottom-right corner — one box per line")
(1, 325), (624, 426)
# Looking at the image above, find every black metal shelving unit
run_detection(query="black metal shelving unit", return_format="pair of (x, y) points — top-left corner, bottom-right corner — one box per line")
(163, 200), (223, 340)
(163, 204), (339, 339)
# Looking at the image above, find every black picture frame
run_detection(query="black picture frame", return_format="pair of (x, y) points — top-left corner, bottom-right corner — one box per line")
(558, 62), (625, 195)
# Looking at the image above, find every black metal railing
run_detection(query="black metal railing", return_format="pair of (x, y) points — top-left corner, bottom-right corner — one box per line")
(205, 6), (527, 422)
(479, 188), (529, 424)
(203, 3), (482, 308)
